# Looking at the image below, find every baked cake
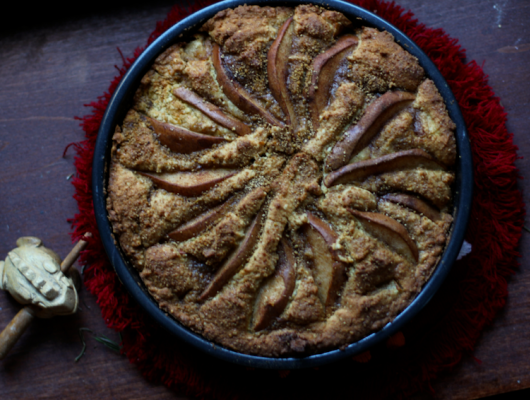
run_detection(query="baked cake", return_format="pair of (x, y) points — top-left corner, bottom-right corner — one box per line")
(106, 4), (456, 357)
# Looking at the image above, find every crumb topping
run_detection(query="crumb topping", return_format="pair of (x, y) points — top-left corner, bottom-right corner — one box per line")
(107, 5), (456, 357)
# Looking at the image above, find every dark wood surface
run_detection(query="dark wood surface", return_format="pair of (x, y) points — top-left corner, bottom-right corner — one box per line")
(0, 1), (528, 399)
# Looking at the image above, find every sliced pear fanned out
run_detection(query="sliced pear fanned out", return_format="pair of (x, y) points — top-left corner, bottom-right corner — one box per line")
(212, 44), (285, 128)
(173, 87), (251, 136)
(305, 213), (347, 308)
(381, 193), (441, 222)
(348, 209), (419, 262)
(308, 35), (358, 131)
(200, 207), (266, 301)
(324, 149), (442, 188)
(147, 117), (227, 154)
(138, 168), (237, 197)
(253, 238), (296, 331)
(267, 17), (296, 127)
(168, 199), (234, 242)
(326, 91), (416, 171)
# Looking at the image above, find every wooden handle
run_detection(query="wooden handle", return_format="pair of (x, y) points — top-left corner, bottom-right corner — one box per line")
(0, 307), (35, 360)
(61, 232), (91, 274)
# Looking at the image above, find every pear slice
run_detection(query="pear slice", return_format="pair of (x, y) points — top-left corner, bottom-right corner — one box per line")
(173, 87), (251, 136)
(253, 238), (296, 331)
(381, 193), (441, 222)
(199, 207), (265, 301)
(348, 209), (419, 262)
(326, 91), (416, 171)
(138, 169), (237, 197)
(324, 149), (442, 188)
(305, 213), (346, 308)
(147, 117), (227, 154)
(168, 199), (233, 242)
(307, 212), (339, 247)
(212, 43), (285, 127)
(267, 17), (296, 127)
(308, 35), (358, 130)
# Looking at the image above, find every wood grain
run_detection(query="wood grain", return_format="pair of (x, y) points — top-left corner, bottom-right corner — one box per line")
(0, 1), (528, 399)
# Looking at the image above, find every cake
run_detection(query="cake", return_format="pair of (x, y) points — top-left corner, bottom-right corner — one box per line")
(106, 4), (456, 357)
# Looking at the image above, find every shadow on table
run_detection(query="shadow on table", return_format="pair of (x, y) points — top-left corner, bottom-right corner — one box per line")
(0, 0), (178, 33)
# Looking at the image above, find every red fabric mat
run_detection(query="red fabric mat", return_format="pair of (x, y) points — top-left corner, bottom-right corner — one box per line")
(69, 0), (524, 398)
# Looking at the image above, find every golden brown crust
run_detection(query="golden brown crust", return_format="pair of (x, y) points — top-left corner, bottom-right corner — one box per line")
(413, 79), (457, 165)
(347, 27), (424, 92)
(202, 6), (293, 63)
(106, 5), (456, 357)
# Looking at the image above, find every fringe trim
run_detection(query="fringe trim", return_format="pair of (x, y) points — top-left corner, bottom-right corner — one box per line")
(69, 1), (524, 399)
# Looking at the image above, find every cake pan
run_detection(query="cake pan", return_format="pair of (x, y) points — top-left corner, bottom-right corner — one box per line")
(92, 0), (473, 369)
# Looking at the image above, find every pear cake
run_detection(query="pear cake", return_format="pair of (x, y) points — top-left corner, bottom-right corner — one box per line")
(106, 4), (456, 357)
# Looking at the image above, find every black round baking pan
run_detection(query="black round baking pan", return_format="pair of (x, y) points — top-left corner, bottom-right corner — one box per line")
(92, 0), (473, 369)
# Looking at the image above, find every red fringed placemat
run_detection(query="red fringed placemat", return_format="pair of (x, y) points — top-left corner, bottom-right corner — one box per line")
(69, 0), (524, 398)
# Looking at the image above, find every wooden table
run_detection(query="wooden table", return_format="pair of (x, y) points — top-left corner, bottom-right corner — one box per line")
(0, 1), (528, 398)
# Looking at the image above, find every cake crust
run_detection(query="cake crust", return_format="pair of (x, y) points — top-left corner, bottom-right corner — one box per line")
(106, 5), (456, 357)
